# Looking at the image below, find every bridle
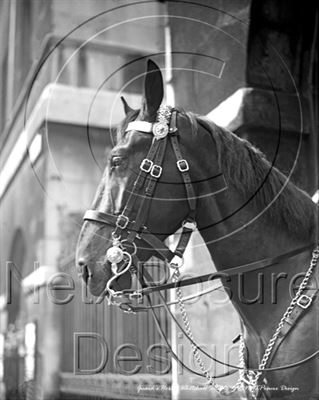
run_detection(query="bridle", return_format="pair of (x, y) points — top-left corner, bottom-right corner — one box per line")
(83, 105), (319, 398)
(84, 105), (227, 304)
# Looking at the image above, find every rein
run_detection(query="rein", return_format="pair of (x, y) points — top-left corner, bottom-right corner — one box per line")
(83, 105), (319, 398)
(120, 243), (316, 299)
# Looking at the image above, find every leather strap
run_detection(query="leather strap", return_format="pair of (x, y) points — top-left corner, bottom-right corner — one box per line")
(174, 226), (194, 257)
(126, 121), (153, 133)
(83, 210), (176, 260)
(130, 244), (315, 296)
(84, 210), (119, 226)
(169, 109), (178, 133)
(170, 134), (197, 215)
(266, 278), (319, 367)
(138, 228), (175, 261)
(113, 138), (163, 238)
(126, 136), (168, 244)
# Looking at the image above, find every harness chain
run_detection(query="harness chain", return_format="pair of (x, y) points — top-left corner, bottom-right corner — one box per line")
(173, 246), (319, 398)
(172, 266), (246, 395)
(249, 245), (319, 389)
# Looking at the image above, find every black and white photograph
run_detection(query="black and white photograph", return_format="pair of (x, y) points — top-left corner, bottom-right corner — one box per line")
(0, 1), (318, 399)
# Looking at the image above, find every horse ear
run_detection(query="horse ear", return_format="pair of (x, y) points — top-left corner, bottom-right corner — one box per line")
(120, 96), (134, 115)
(141, 59), (164, 120)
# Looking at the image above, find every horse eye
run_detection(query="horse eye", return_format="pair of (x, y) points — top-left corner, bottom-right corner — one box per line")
(111, 156), (123, 167)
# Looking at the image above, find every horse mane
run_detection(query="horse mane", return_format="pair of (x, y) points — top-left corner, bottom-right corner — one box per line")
(188, 112), (317, 241)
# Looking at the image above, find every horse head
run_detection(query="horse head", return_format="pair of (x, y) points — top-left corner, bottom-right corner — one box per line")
(76, 60), (221, 297)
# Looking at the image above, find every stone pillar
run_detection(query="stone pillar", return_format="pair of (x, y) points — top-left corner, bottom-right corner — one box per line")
(210, 0), (317, 193)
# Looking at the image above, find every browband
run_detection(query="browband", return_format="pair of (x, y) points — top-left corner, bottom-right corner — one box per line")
(125, 121), (153, 133)
(125, 106), (173, 140)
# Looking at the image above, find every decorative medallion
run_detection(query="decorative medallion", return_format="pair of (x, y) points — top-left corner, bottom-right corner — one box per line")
(152, 122), (169, 139)
(106, 246), (124, 264)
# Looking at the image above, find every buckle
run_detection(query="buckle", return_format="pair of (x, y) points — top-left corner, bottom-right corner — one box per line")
(177, 159), (189, 172)
(182, 220), (197, 231)
(129, 292), (143, 301)
(116, 214), (129, 229)
(170, 255), (184, 269)
(151, 164), (162, 178)
(296, 294), (313, 309)
(140, 158), (153, 173)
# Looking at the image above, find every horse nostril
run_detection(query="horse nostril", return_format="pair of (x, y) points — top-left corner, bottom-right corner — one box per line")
(78, 258), (86, 267)
(77, 258), (90, 283)
(79, 265), (89, 284)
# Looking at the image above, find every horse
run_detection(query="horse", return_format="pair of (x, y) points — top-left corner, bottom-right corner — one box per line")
(76, 60), (318, 399)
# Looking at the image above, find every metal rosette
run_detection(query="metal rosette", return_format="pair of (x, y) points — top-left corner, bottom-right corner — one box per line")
(152, 121), (169, 139)
(152, 105), (172, 139)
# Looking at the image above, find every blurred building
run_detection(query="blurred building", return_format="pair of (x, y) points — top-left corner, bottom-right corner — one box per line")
(0, 1), (317, 400)
(0, 1), (168, 399)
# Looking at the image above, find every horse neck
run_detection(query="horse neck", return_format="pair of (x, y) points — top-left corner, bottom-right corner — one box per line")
(196, 185), (313, 341)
